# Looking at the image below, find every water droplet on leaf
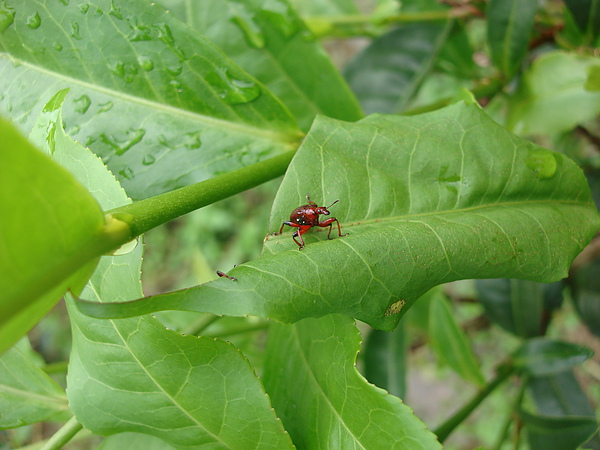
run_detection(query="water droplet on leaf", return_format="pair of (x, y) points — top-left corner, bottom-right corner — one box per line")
(166, 65), (182, 76)
(142, 154), (156, 165)
(108, 60), (138, 82)
(70, 21), (82, 39)
(183, 131), (202, 150)
(73, 95), (91, 114)
(108, 0), (123, 19)
(261, 0), (299, 38)
(231, 8), (266, 48)
(26, 12), (41, 29)
(208, 67), (261, 105)
(0, 1), (15, 32)
(526, 148), (557, 179)
(118, 167), (135, 180)
(138, 55), (154, 71)
(79, 2), (90, 13)
(101, 128), (146, 155)
(98, 101), (114, 113)
(53, 42), (63, 51)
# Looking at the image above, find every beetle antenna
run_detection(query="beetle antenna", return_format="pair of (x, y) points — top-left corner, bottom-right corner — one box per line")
(327, 199), (339, 209)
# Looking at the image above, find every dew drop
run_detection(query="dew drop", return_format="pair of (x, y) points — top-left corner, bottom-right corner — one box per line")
(118, 167), (135, 180)
(138, 55), (154, 71)
(98, 100), (113, 113)
(26, 12), (41, 29)
(70, 21), (82, 39)
(261, 0), (299, 38)
(526, 148), (557, 179)
(53, 41), (63, 51)
(108, 60), (138, 82)
(73, 94), (91, 114)
(0, 1), (15, 33)
(109, 0), (123, 19)
(183, 131), (202, 150)
(101, 128), (146, 155)
(166, 65), (182, 76)
(142, 154), (156, 165)
(231, 9), (265, 49)
(79, 2), (90, 13)
(208, 67), (261, 105)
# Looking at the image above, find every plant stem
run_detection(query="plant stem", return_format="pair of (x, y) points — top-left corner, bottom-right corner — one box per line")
(183, 313), (222, 336)
(40, 416), (83, 450)
(108, 150), (296, 240)
(433, 362), (515, 443)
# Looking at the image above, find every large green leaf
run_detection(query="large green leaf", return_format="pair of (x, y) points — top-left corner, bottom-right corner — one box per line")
(487, 0), (537, 78)
(0, 0), (301, 200)
(0, 114), (105, 354)
(76, 102), (600, 330)
(263, 315), (441, 448)
(0, 343), (69, 429)
(163, 0), (363, 131)
(56, 106), (293, 448)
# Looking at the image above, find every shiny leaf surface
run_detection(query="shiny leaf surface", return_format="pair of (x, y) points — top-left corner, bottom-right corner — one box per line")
(76, 102), (599, 331)
(0, 0), (301, 199)
(263, 315), (441, 449)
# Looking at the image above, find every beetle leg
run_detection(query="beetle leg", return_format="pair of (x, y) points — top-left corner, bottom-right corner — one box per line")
(274, 221), (295, 235)
(318, 217), (347, 239)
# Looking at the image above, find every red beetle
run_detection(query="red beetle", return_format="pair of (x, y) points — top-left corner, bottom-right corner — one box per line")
(274, 195), (347, 249)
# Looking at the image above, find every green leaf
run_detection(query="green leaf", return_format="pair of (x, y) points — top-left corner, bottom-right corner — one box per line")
(362, 322), (407, 398)
(0, 114), (105, 354)
(475, 279), (564, 338)
(99, 432), (176, 449)
(572, 259), (600, 337)
(564, 0), (600, 40)
(507, 51), (600, 135)
(487, 0), (537, 78)
(429, 290), (485, 386)
(76, 102), (600, 331)
(263, 315), (441, 449)
(289, 0), (360, 16)
(513, 338), (593, 376)
(0, 0), (301, 200)
(527, 371), (600, 448)
(0, 343), (69, 429)
(171, 0), (363, 131)
(344, 21), (452, 113)
(519, 408), (599, 450)
(59, 105), (292, 449)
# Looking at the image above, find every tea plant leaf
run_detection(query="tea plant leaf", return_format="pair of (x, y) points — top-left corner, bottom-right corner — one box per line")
(0, 0), (301, 200)
(0, 114), (104, 354)
(0, 344), (69, 429)
(57, 108), (293, 449)
(76, 102), (600, 331)
(263, 314), (441, 449)
(513, 338), (593, 376)
(519, 408), (599, 450)
(173, 0), (363, 130)
(429, 290), (485, 386)
(487, 0), (537, 78)
(507, 52), (600, 135)
(344, 21), (452, 113)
